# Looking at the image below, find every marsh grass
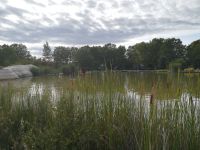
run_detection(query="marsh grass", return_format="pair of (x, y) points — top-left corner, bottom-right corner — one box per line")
(0, 72), (200, 149)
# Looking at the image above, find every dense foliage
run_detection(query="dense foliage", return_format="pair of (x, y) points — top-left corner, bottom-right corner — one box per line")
(0, 44), (32, 66)
(127, 38), (186, 69)
(187, 40), (200, 68)
(0, 38), (199, 70)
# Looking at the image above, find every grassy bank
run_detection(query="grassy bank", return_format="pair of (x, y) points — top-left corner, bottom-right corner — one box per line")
(0, 73), (200, 149)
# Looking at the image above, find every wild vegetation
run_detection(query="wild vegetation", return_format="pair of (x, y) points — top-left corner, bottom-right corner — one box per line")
(0, 38), (200, 72)
(0, 38), (200, 149)
(1, 72), (200, 149)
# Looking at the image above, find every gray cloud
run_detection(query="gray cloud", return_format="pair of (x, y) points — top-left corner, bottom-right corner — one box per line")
(0, 0), (200, 55)
(87, 0), (97, 8)
(0, 5), (28, 17)
(25, 0), (45, 7)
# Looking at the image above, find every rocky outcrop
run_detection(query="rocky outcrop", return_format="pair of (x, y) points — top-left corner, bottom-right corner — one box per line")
(0, 64), (37, 80)
(0, 69), (19, 80)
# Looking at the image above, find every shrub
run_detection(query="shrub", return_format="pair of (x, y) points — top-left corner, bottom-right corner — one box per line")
(31, 66), (60, 76)
(62, 64), (78, 76)
(30, 67), (41, 76)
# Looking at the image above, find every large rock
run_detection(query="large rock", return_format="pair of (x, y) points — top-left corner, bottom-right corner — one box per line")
(0, 64), (37, 80)
(0, 69), (19, 80)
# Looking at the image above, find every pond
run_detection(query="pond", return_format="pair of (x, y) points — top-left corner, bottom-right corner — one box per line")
(1, 71), (200, 103)
(1, 71), (200, 149)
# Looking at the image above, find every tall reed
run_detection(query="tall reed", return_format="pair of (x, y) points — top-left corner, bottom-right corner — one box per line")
(0, 72), (200, 149)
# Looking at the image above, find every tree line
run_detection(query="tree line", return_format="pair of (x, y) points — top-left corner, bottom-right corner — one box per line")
(0, 44), (32, 67)
(0, 38), (200, 70)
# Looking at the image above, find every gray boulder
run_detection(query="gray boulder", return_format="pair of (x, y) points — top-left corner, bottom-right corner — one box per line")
(0, 64), (37, 80)
(0, 69), (19, 80)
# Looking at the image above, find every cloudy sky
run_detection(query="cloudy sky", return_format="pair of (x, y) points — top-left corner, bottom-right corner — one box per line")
(0, 0), (200, 56)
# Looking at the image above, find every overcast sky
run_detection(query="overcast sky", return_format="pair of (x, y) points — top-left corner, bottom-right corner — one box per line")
(0, 0), (200, 56)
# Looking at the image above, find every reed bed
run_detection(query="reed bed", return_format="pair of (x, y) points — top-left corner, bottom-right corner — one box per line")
(0, 72), (200, 149)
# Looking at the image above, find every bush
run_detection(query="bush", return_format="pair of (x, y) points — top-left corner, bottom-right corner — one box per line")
(31, 66), (59, 76)
(42, 67), (54, 75)
(62, 64), (78, 76)
(30, 67), (41, 76)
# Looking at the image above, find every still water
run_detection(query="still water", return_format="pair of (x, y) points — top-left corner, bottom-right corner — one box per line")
(1, 72), (200, 104)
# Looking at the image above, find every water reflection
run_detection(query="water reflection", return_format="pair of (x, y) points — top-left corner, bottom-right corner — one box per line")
(0, 77), (32, 88)
(1, 72), (200, 104)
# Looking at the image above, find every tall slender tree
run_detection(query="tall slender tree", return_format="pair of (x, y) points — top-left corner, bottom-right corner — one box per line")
(43, 41), (52, 62)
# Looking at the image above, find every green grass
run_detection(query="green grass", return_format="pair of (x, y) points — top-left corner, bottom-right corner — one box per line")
(1, 72), (200, 149)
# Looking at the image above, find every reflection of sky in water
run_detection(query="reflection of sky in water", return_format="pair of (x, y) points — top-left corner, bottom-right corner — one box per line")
(0, 77), (32, 88)
(28, 83), (60, 102)
(1, 72), (200, 112)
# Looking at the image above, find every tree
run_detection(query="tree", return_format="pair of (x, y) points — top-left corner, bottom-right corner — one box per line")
(75, 46), (95, 70)
(127, 38), (186, 69)
(43, 42), (52, 61)
(148, 38), (164, 69)
(53, 46), (71, 65)
(127, 46), (141, 69)
(10, 43), (31, 61)
(70, 47), (78, 63)
(127, 42), (150, 69)
(102, 43), (117, 70)
(187, 40), (200, 68)
(89, 46), (104, 69)
(0, 45), (17, 66)
(112, 45), (127, 69)
(158, 38), (186, 69)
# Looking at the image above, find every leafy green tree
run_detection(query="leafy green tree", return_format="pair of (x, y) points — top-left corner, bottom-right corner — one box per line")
(75, 46), (95, 70)
(0, 45), (17, 66)
(158, 38), (186, 69)
(127, 38), (186, 69)
(43, 42), (52, 62)
(127, 46), (141, 69)
(10, 44), (31, 64)
(127, 42), (150, 69)
(112, 45), (127, 69)
(10, 44), (31, 59)
(89, 46), (104, 69)
(102, 43), (117, 70)
(148, 38), (164, 69)
(187, 40), (200, 68)
(70, 47), (78, 63)
(53, 46), (71, 65)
